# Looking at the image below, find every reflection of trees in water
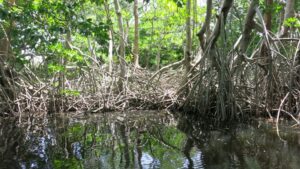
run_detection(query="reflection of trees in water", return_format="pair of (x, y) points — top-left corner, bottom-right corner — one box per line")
(110, 111), (180, 169)
(0, 112), (193, 168)
(2, 112), (300, 169)
(49, 111), (181, 169)
(177, 114), (300, 169)
(0, 117), (57, 169)
(0, 118), (23, 168)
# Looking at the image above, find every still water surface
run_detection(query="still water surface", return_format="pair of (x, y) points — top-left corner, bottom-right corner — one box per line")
(0, 111), (300, 169)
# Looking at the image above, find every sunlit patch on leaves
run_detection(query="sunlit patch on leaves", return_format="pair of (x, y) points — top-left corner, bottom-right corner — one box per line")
(284, 17), (300, 28)
(125, 54), (134, 63)
(48, 63), (65, 74)
(32, 0), (42, 10)
(49, 43), (63, 53)
(60, 89), (81, 96)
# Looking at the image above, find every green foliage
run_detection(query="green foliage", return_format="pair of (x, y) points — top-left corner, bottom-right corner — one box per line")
(133, 0), (205, 68)
(125, 54), (134, 63)
(259, 0), (283, 14)
(2, 0), (109, 75)
(54, 157), (82, 169)
(60, 89), (81, 96)
(284, 17), (300, 28)
(48, 63), (65, 74)
(2, 0), (207, 71)
(172, 0), (184, 8)
(76, 18), (109, 44)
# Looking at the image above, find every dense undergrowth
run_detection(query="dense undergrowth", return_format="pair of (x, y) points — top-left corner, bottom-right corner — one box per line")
(0, 0), (299, 125)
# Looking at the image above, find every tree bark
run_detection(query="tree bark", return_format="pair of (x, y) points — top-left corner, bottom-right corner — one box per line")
(261, 0), (275, 112)
(208, 0), (233, 48)
(108, 30), (114, 73)
(208, 0), (234, 119)
(184, 0), (192, 73)
(114, 0), (126, 92)
(180, 0), (193, 95)
(279, 0), (295, 112)
(156, 48), (160, 71)
(207, 0), (233, 71)
(239, 0), (258, 53)
(104, 0), (114, 73)
(133, 0), (140, 68)
(280, 0), (295, 37)
(197, 0), (212, 50)
(264, 0), (273, 30)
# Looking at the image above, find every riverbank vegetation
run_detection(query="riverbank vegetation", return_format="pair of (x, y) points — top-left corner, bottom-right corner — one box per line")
(0, 0), (299, 122)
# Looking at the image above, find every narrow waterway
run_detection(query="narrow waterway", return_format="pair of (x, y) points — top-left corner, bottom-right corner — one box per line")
(0, 111), (300, 169)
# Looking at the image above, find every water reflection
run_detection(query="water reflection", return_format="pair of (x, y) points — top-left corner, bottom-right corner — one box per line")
(0, 111), (300, 169)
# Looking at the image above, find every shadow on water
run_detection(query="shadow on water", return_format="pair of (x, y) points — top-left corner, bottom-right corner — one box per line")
(0, 111), (300, 169)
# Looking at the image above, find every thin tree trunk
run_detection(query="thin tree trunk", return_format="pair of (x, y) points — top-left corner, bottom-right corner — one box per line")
(185, 0), (192, 72)
(231, 0), (257, 75)
(58, 28), (71, 112)
(264, 0), (273, 30)
(119, 124), (130, 168)
(104, 1), (114, 73)
(156, 48), (160, 71)
(133, 0), (140, 68)
(239, 0), (258, 53)
(208, 0), (234, 119)
(197, 0), (212, 50)
(108, 30), (114, 73)
(114, 0), (126, 92)
(261, 0), (275, 112)
(146, 13), (155, 69)
(208, 0), (233, 49)
(181, 0), (193, 94)
(279, 0), (295, 112)
(134, 132), (142, 169)
(280, 0), (295, 37)
(192, 0), (197, 41)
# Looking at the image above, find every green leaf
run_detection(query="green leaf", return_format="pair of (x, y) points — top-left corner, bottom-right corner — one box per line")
(60, 89), (81, 96)
(284, 17), (300, 28)
(48, 63), (65, 73)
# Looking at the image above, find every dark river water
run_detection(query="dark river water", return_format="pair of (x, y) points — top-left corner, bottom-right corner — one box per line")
(0, 111), (300, 169)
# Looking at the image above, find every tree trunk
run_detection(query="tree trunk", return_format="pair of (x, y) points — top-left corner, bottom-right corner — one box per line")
(185, 0), (192, 73)
(108, 30), (114, 73)
(133, 0), (140, 68)
(197, 0), (212, 50)
(280, 0), (295, 37)
(239, 0), (258, 53)
(207, 0), (234, 119)
(156, 48), (160, 71)
(261, 0), (275, 112)
(181, 0), (192, 94)
(279, 0), (295, 112)
(114, 0), (126, 92)
(185, 0), (234, 119)
(264, 0), (273, 30)
(104, 1), (114, 73)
